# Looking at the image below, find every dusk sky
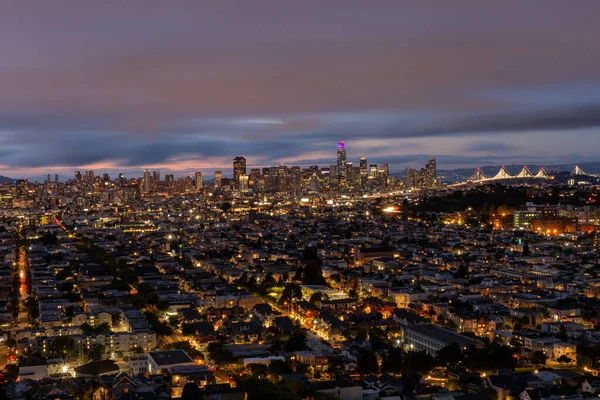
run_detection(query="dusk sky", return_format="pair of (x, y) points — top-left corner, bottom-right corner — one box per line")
(2, 1), (600, 180)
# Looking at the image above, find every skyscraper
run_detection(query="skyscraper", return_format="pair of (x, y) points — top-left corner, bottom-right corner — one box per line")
(214, 171), (222, 188)
(369, 164), (378, 178)
(143, 169), (151, 194)
(359, 156), (367, 185)
(404, 167), (419, 189)
(425, 157), (437, 188)
(336, 142), (347, 177)
(195, 172), (203, 191)
(380, 163), (389, 177)
(233, 156), (247, 184)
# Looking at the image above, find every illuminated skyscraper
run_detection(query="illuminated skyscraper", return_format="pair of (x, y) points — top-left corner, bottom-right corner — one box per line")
(233, 156), (247, 184)
(143, 169), (151, 194)
(195, 172), (203, 191)
(359, 156), (367, 185)
(369, 164), (378, 178)
(214, 171), (222, 188)
(239, 175), (249, 191)
(165, 174), (174, 187)
(336, 142), (347, 177)
(75, 171), (82, 182)
(380, 163), (389, 177)
(424, 157), (437, 188)
(404, 167), (419, 189)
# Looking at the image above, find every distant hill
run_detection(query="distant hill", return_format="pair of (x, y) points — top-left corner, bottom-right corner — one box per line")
(438, 162), (600, 183)
(0, 176), (14, 184)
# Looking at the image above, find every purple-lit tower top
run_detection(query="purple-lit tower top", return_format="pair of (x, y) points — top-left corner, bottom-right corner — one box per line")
(336, 141), (347, 176)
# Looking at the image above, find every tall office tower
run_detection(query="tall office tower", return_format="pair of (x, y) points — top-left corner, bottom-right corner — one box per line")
(359, 157), (368, 181)
(290, 166), (301, 193)
(46, 174), (51, 183)
(75, 171), (82, 182)
(233, 156), (247, 184)
(329, 165), (338, 178)
(249, 169), (261, 188)
(165, 174), (174, 187)
(195, 172), (203, 191)
(239, 174), (249, 191)
(336, 142), (347, 177)
(184, 176), (193, 192)
(381, 163), (389, 177)
(153, 170), (160, 183)
(54, 174), (59, 184)
(425, 157), (437, 188)
(369, 164), (378, 178)
(143, 169), (152, 194)
(345, 162), (354, 182)
(214, 171), (222, 188)
(404, 167), (419, 189)
(118, 173), (126, 185)
(262, 168), (270, 191)
(85, 170), (94, 182)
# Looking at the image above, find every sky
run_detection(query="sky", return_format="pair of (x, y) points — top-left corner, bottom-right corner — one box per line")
(2, 1), (600, 180)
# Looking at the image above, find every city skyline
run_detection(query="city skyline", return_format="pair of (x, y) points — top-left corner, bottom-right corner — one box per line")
(2, 2), (600, 179)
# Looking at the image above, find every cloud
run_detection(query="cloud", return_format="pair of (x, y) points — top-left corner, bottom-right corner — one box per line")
(1, 1), (600, 177)
(466, 142), (519, 153)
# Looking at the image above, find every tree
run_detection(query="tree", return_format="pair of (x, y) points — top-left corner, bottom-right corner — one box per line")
(181, 382), (201, 400)
(5, 338), (16, 349)
(248, 363), (269, 379)
(284, 331), (308, 352)
(557, 355), (572, 364)
(89, 344), (106, 362)
(53, 336), (76, 358)
(279, 283), (302, 306)
(530, 350), (548, 366)
(437, 343), (462, 368)
(220, 202), (232, 213)
(303, 246), (318, 261)
(207, 342), (235, 365)
(381, 347), (404, 374)
(300, 260), (327, 286)
(356, 351), (379, 375)
(454, 264), (468, 279)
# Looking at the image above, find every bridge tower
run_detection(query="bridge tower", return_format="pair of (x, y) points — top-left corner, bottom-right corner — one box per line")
(469, 168), (487, 181)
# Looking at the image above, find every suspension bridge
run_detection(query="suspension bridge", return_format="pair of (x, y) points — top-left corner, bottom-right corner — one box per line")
(454, 165), (596, 186)
(467, 165), (551, 182)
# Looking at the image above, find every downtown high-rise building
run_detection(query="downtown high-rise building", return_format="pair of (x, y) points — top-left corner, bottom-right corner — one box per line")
(195, 172), (203, 191)
(423, 157), (437, 188)
(165, 174), (174, 187)
(214, 171), (222, 188)
(143, 169), (152, 194)
(336, 142), (347, 177)
(369, 164), (378, 178)
(381, 163), (389, 177)
(233, 156), (247, 183)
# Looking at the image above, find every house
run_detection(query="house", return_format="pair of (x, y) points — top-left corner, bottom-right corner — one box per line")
(75, 360), (120, 378)
(402, 324), (483, 356)
(582, 379), (600, 394)
(147, 349), (194, 374)
(312, 380), (363, 400)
